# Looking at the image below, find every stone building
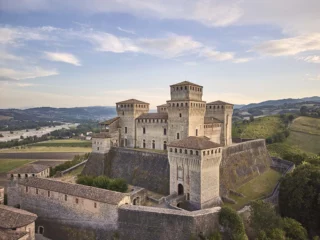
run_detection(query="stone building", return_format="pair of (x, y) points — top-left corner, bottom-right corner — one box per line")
(0, 204), (37, 240)
(7, 164), (50, 180)
(96, 81), (233, 152)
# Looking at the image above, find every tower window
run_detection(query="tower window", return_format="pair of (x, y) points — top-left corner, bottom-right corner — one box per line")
(36, 188), (38, 194)
(185, 149), (187, 154)
(164, 141), (167, 150)
(196, 151), (198, 156)
(143, 127), (146, 134)
(65, 195), (68, 201)
(196, 129), (198, 136)
(185, 86), (187, 90)
(177, 133), (180, 139)
(26, 186), (28, 192)
(190, 150), (193, 155)
(125, 127), (127, 134)
(179, 149), (182, 153)
(175, 148), (177, 153)
(48, 191), (50, 197)
(152, 140), (155, 149)
(179, 113), (182, 117)
(143, 140), (146, 148)
(164, 128), (167, 135)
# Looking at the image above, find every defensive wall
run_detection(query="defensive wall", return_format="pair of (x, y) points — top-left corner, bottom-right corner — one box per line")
(118, 205), (220, 240)
(83, 139), (271, 198)
(219, 139), (271, 196)
(82, 148), (170, 195)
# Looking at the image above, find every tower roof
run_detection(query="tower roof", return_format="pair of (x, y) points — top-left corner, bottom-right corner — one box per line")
(207, 100), (233, 105)
(168, 136), (222, 150)
(116, 99), (149, 105)
(170, 81), (202, 87)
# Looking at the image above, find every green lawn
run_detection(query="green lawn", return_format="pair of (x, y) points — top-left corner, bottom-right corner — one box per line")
(30, 139), (91, 148)
(225, 168), (282, 210)
(285, 131), (320, 154)
(233, 116), (284, 139)
(0, 159), (34, 173)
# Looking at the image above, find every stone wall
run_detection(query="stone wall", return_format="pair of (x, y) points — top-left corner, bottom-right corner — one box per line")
(220, 139), (271, 196)
(118, 205), (220, 240)
(82, 148), (170, 195)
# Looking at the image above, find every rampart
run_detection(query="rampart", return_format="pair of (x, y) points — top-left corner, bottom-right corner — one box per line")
(82, 148), (170, 195)
(220, 139), (271, 196)
(118, 205), (220, 240)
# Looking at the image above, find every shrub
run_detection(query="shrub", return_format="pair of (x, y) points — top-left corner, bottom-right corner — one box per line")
(77, 175), (128, 193)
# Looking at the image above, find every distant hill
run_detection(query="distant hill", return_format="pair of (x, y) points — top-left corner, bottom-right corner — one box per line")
(240, 96), (320, 109)
(0, 106), (117, 122)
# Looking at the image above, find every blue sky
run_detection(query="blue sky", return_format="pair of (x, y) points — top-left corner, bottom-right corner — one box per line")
(0, 0), (319, 108)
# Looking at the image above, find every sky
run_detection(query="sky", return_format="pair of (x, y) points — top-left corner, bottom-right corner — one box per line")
(0, 0), (319, 109)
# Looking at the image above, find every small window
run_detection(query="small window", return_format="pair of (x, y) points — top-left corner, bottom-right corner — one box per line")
(175, 148), (177, 153)
(185, 149), (187, 154)
(25, 174), (28, 178)
(94, 202), (97, 208)
(65, 195), (68, 201)
(196, 129), (198, 136)
(179, 113), (182, 117)
(203, 151), (206, 156)
(170, 148), (172, 152)
(143, 127), (146, 134)
(152, 140), (155, 149)
(164, 141), (167, 150)
(211, 150), (214, 154)
(48, 191), (50, 197)
(219, 148), (221, 153)
(164, 128), (167, 135)
(177, 133), (180, 139)
(125, 127), (127, 134)
(143, 140), (146, 148)
(196, 151), (198, 156)
(179, 149), (182, 153)
(36, 188), (38, 194)
(26, 186), (28, 192)
(97, 147), (99, 151)
(75, 198), (79, 204)
(185, 86), (187, 90)
(18, 174), (21, 179)
(39, 226), (44, 235)
(190, 150), (193, 155)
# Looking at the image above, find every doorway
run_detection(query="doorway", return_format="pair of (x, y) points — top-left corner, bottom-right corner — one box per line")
(178, 184), (184, 195)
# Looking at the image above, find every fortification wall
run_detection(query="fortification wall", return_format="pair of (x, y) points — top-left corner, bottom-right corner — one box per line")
(220, 139), (271, 196)
(82, 148), (170, 195)
(107, 148), (170, 195)
(118, 205), (220, 240)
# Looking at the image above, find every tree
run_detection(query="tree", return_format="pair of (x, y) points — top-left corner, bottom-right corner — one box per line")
(282, 217), (308, 240)
(279, 164), (320, 236)
(300, 106), (308, 116)
(249, 115), (254, 122)
(250, 201), (282, 235)
(219, 206), (248, 240)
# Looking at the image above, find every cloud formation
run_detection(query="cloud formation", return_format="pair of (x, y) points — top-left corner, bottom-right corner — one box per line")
(117, 27), (136, 35)
(296, 55), (320, 64)
(253, 33), (320, 56)
(44, 52), (81, 66)
(0, 67), (58, 80)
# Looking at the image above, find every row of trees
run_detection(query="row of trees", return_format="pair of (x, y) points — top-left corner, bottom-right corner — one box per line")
(50, 153), (90, 176)
(76, 175), (128, 193)
(0, 134), (50, 149)
(0, 120), (62, 131)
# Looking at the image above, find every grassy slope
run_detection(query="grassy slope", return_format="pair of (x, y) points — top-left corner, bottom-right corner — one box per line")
(232, 116), (284, 139)
(0, 159), (34, 173)
(225, 168), (282, 210)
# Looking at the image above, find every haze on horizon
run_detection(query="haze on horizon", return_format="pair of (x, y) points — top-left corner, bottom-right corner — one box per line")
(0, 0), (319, 109)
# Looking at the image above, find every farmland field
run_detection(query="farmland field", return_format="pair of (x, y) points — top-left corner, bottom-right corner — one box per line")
(31, 139), (91, 148)
(290, 116), (320, 135)
(0, 159), (34, 173)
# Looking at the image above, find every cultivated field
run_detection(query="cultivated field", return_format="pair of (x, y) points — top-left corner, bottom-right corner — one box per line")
(226, 168), (282, 210)
(290, 116), (320, 135)
(0, 159), (34, 173)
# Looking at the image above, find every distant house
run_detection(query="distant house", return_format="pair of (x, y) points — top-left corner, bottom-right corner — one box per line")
(8, 164), (50, 180)
(0, 204), (37, 240)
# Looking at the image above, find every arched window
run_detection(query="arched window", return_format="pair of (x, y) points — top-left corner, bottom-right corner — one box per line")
(18, 174), (21, 179)
(143, 127), (146, 134)
(25, 174), (28, 178)
(196, 151), (198, 156)
(190, 150), (193, 155)
(164, 128), (167, 135)
(177, 133), (180, 139)
(185, 86), (187, 90)
(125, 127), (127, 134)
(39, 226), (44, 235)
(175, 148), (177, 153)
(179, 149), (182, 153)
(203, 151), (206, 156)
(185, 149), (187, 154)
(173, 103), (175, 107)
(152, 140), (155, 149)
(179, 113), (182, 117)
(196, 129), (198, 136)
(143, 140), (146, 148)
(163, 141), (167, 150)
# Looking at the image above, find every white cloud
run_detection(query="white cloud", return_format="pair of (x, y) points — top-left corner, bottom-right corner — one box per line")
(232, 58), (252, 63)
(16, 83), (35, 87)
(44, 52), (81, 66)
(0, 67), (58, 80)
(0, 50), (23, 61)
(304, 74), (320, 81)
(202, 49), (234, 61)
(253, 33), (320, 56)
(117, 27), (136, 35)
(296, 55), (320, 64)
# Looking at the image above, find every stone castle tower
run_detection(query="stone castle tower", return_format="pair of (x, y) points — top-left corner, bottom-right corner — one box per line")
(167, 81), (206, 143)
(116, 99), (149, 148)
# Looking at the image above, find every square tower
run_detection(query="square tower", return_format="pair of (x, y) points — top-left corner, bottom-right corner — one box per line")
(116, 99), (149, 147)
(167, 81), (206, 143)
(205, 101), (234, 146)
(168, 136), (223, 210)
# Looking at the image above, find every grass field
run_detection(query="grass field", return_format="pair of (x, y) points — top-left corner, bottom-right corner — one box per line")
(31, 139), (91, 148)
(233, 116), (284, 139)
(285, 131), (320, 154)
(225, 168), (282, 210)
(0, 159), (34, 173)
(0, 146), (91, 153)
(290, 116), (320, 135)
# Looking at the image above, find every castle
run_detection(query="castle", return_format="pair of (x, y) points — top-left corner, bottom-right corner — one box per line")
(7, 80), (273, 240)
(93, 81), (233, 209)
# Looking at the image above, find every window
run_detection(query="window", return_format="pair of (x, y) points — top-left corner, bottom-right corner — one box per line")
(175, 148), (177, 153)
(196, 129), (198, 136)
(94, 202), (97, 208)
(65, 195), (67, 201)
(185, 86), (187, 90)
(11, 174), (13, 179)
(36, 188), (38, 194)
(179, 149), (182, 153)
(18, 174), (21, 179)
(152, 140), (155, 149)
(177, 133), (180, 139)
(203, 151), (206, 156)
(25, 174), (28, 178)
(163, 141), (167, 150)
(125, 127), (127, 134)
(164, 128), (167, 135)
(211, 150), (214, 154)
(75, 198), (79, 204)
(179, 113), (182, 117)
(48, 191), (50, 197)
(185, 149), (187, 154)
(122, 111), (124, 115)
(26, 186), (28, 192)
(143, 127), (146, 134)
(39, 226), (44, 235)
(143, 140), (146, 148)
(190, 150), (193, 155)
(97, 147), (99, 151)
(196, 151), (198, 156)
(170, 148), (172, 152)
